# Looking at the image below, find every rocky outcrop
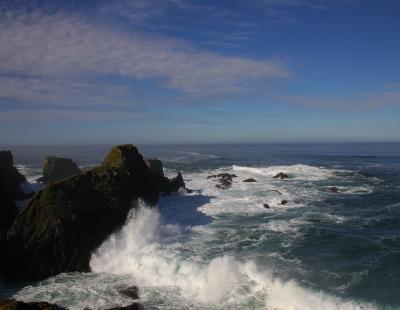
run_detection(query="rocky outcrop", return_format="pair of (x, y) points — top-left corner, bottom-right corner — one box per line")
(208, 173), (237, 190)
(3, 144), (185, 281)
(0, 151), (31, 234)
(243, 178), (257, 182)
(0, 299), (66, 310)
(145, 159), (164, 176)
(273, 172), (289, 179)
(43, 157), (81, 184)
(119, 285), (140, 299)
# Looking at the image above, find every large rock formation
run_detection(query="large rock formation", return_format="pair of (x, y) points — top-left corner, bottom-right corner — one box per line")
(42, 157), (81, 184)
(3, 144), (185, 281)
(0, 151), (31, 234)
(145, 159), (164, 176)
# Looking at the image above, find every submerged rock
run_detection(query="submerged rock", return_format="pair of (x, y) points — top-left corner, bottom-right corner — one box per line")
(43, 157), (81, 184)
(243, 178), (257, 183)
(327, 186), (339, 193)
(145, 159), (164, 176)
(279, 199), (288, 205)
(119, 285), (140, 299)
(0, 299), (66, 310)
(3, 144), (185, 281)
(273, 172), (289, 179)
(207, 173), (237, 181)
(263, 203), (270, 209)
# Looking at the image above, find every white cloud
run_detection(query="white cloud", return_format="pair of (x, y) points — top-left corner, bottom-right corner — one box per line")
(0, 9), (290, 104)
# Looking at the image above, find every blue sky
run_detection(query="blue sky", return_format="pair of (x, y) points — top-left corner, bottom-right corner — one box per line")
(0, 0), (399, 144)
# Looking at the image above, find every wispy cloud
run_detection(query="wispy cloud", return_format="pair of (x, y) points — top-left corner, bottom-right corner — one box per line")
(0, 9), (290, 105)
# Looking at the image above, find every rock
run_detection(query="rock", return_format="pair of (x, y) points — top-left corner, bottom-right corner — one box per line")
(243, 178), (257, 183)
(273, 172), (289, 179)
(163, 172), (185, 195)
(145, 159), (164, 176)
(263, 203), (270, 209)
(185, 188), (193, 194)
(327, 186), (339, 193)
(0, 151), (27, 199)
(3, 144), (185, 281)
(0, 299), (66, 310)
(207, 173), (237, 181)
(105, 303), (145, 310)
(43, 157), (81, 184)
(119, 285), (139, 299)
(279, 199), (288, 205)
(0, 151), (30, 234)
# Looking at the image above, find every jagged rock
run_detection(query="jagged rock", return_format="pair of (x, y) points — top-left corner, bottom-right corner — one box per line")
(119, 286), (139, 299)
(207, 173), (237, 181)
(0, 299), (66, 310)
(279, 199), (288, 205)
(145, 159), (164, 176)
(0, 151), (31, 234)
(3, 144), (185, 281)
(43, 157), (81, 184)
(273, 172), (289, 179)
(263, 203), (270, 209)
(243, 178), (257, 183)
(327, 186), (339, 193)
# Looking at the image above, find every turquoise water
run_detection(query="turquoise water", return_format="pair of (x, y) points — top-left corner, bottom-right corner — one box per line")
(2, 143), (400, 309)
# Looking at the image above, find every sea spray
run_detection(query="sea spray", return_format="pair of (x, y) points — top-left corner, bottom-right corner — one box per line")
(90, 203), (377, 309)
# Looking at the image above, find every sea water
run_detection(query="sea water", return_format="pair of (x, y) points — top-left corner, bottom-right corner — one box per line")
(1, 143), (400, 309)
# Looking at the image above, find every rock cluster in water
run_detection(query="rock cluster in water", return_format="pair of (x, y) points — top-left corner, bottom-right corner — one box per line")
(1, 144), (185, 281)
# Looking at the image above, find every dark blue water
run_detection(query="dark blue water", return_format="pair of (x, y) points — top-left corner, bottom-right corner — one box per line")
(2, 143), (400, 309)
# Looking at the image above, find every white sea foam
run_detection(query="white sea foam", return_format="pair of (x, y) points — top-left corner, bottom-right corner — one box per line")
(89, 206), (376, 310)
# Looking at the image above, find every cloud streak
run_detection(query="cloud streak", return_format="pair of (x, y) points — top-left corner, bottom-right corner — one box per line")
(0, 9), (290, 105)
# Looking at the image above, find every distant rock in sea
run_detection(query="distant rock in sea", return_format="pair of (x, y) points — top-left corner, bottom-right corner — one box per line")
(2, 144), (185, 281)
(273, 172), (289, 179)
(43, 156), (81, 184)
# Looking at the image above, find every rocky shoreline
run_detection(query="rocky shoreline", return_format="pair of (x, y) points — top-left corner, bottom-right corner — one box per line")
(0, 144), (186, 309)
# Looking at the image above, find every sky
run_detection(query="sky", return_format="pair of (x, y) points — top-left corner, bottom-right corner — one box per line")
(0, 0), (399, 145)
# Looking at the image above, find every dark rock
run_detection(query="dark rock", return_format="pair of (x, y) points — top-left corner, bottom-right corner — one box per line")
(243, 178), (257, 183)
(145, 159), (164, 176)
(119, 286), (139, 299)
(207, 173), (237, 181)
(43, 157), (81, 184)
(163, 172), (185, 196)
(327, 186), (339, 193)
(105, 303), (145, 310)
(0, 299), (66, 310)
(185, 188), (193, 194)
(263, 203), (270, 209)
(273, 172), (289, 179)
(279, 199), (288, 205)
(3, 144), (185, 281)
(0, 151), (30, 234)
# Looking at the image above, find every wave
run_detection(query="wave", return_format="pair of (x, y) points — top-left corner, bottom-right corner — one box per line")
(232, 164), (335, 181)
(90, 205), (376, 310)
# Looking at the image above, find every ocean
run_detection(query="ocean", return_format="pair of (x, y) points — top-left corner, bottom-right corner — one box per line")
(1, 143), (400, 310)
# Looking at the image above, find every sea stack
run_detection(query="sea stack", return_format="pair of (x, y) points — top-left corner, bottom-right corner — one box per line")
(2, 144), (185, 281)
(43, 156), (81, 184)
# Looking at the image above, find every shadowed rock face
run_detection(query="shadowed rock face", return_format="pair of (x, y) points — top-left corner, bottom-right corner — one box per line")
(3, 144), (185, 281)
(43, 157), (81, 184)
(0, 151), (30, 234)
(145, 159), (164, 176)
